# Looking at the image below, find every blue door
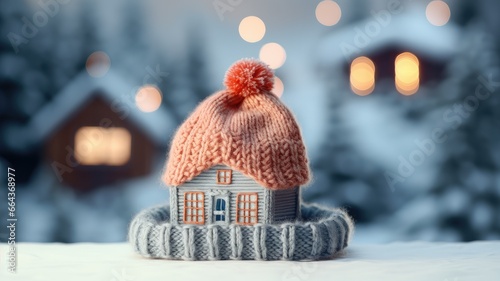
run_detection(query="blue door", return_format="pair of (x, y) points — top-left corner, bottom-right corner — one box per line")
(213, 197), (226, 222)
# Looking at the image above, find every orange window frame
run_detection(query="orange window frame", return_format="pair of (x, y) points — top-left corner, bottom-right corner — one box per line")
(216, 169), (232, 185)
(236, 192), (258, 225)
(183, 192), (205, 224)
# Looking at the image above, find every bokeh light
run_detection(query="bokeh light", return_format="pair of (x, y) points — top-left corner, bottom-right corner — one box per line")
(395, 52), (419, 96)
(259, 43), (286, 69)
(135, 85), (163, 112)
(239, 16), (266, 43)
(350, 56), (375, 96)
(273, 77), (284, 98)
(426, 1), (451, 26)
(85, 51), (110, 77)
(315, 0), (342, 26)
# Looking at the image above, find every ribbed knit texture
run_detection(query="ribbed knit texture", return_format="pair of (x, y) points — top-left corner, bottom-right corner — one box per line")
(163, 59), (310, 189)
(129, 204), (354, 261)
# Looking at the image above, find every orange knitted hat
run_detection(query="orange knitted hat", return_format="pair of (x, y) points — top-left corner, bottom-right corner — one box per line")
(163, 59), (310, 189)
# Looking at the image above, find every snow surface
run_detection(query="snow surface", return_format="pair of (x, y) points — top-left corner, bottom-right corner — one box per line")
(1, 242), (499, 281)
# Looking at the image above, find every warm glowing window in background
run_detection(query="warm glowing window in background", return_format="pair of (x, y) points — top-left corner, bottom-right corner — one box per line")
(135, 85), (162, 113)
(350, 56), (375, 96)
(395, 52), (420, 96)
(75, 126), (131, 166)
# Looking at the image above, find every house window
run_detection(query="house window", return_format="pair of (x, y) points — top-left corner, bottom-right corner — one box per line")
(236, 193), (258, 225)
(216, 169), (232, 185)
(183, 192), (205, 224)
(74, 126), (131, 166)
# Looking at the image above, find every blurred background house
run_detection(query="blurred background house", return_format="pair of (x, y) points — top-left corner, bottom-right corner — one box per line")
(31, 69), (175, 191)
(1, 0), (499, 243)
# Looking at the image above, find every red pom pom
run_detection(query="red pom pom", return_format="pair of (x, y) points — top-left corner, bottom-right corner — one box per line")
(224, 59), (274, 98)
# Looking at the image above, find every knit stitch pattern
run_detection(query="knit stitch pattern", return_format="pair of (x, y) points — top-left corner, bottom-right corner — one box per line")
(129, 204), (354, 261)
(163, 79), (310, 189)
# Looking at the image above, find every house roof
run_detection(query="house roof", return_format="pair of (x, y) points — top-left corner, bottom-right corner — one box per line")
(163, 90), (311, 190)
(27, 69), (176, 146)
(316, 9), (460, 68)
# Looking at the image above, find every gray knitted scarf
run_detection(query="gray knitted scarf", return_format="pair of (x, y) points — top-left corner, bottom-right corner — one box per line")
(129, 204), (354, 261)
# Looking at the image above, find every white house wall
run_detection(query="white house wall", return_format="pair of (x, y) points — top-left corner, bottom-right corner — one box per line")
(173, 165), (266, 225)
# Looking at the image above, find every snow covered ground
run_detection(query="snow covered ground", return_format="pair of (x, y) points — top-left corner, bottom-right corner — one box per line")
(1, 242), (499, 281)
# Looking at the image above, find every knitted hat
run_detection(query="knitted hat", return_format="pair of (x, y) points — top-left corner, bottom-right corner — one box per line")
(163, 59), (310, 189)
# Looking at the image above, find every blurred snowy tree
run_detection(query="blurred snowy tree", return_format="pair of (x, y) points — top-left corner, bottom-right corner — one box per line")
(0, 1), (97, 121)
(115, 0), (153, 79)
(306, 77), (396, 223)
(399, 24), (500, 241)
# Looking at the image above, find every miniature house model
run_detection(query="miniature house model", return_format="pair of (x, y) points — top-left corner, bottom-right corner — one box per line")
(163, 59), (310, 226)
